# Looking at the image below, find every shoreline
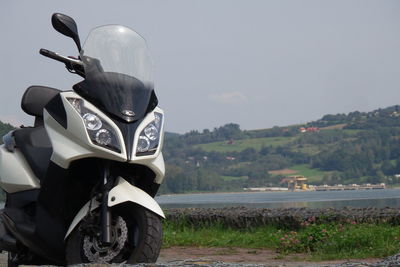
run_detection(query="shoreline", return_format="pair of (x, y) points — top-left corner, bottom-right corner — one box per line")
(157, 187), (400, 197)
(156, 189), (400, 209)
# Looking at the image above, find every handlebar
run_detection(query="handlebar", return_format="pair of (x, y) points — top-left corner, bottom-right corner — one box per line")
(40, 48), (84, 77)
(40, 49), (68, 64)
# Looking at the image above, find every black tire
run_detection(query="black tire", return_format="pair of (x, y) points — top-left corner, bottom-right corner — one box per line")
(65, 204), (162, 264)
(7, 252), (52, 266)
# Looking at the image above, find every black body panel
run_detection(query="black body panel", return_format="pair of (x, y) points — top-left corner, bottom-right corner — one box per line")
(113, 118), (143, 159)
(3, 161), (102, 263)
(45, 94), (67, 129)
(13, 126), (52, 180)
(73, 72), (157, 122)
(38, 161), (99, 224)
(5, 190), (39, 211)
(2, 190), (62, 263)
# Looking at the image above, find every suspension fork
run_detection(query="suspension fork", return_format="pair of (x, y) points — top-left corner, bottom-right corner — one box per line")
(101, 162), (114, 245)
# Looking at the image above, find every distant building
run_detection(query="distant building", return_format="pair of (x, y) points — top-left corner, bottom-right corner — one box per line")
(227, 139), (235, 145)
(299, 127), (319, 133)
(283, 175), (309, 191)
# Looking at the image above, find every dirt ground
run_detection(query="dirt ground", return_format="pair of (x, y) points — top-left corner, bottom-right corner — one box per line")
(158, 246), (381, 266)
(0, 248), (382, 266)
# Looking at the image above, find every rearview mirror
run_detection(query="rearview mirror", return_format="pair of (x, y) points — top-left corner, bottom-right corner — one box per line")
(51, 13), (82, 51)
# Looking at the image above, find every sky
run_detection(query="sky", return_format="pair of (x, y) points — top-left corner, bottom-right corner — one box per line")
(1, 0), (400, 133)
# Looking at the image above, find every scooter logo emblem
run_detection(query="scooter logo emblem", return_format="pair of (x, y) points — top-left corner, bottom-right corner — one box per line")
(121, 110), (135, 117)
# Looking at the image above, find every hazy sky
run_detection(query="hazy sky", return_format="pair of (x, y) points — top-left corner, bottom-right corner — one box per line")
(1, 0), (400, 133)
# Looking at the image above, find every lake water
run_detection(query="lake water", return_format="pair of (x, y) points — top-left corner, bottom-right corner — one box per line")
(155, 189), (400, 209)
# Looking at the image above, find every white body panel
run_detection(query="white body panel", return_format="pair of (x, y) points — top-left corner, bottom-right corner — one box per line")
(0, 145), (40, 193)
(65, 198), (100, 239)
(44, 92), (128, 169)
(0, 90), (166, 239)
(44, 92), (165, 184)
(108, 177), (164, 217)
(129, 106), (166, 184)
(65, 177), (164, 239)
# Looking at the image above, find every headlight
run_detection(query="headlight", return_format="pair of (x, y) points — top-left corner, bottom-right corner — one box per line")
(83, 113), (102, 130)
(136, 113), (163, 156)
(67, 98), (121, 153)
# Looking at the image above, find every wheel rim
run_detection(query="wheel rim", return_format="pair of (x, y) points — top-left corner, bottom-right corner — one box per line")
(82, 216), (129, 263)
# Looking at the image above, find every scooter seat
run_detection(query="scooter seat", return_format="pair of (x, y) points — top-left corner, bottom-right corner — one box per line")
(21, 86), (61, 117)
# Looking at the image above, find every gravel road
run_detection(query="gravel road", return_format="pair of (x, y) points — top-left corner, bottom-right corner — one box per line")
(1, 252), (399, 267)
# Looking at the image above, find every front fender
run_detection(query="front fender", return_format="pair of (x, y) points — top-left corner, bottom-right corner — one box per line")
(108, 177), (165, 218)
(65, 177), (164, 240)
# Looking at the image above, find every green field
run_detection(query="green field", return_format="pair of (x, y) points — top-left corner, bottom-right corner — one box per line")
(268, 164), (331, 184)
(195, 136), (294, 153)
(163, 221), (400, 260)
(220, 175), (248, 181)
(290, 164), (331, 183)
(290, 144), (322, 155)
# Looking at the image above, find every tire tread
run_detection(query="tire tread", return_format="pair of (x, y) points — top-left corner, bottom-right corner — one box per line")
(65, 205), (163, 264)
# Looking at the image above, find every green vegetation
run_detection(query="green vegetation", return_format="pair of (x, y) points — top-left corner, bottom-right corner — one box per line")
(1, 104), (400, 195)
(195, 136), (293, 153)
(220, 175), (248, 182)
(163, 220), (400, 260)
(0, 121), (15, 143)
(161, 105), (400, 194)
(290, 164), (331, 183)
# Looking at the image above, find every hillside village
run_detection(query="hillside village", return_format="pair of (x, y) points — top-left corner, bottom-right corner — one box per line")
(161, 105), (400, 194)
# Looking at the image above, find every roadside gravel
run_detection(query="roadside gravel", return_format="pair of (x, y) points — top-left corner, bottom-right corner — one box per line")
(165, 206), (400, 229)
(8, 253), (400, 267)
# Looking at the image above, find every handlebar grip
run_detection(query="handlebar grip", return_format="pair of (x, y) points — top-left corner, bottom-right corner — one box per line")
(39, 48), (69, 64)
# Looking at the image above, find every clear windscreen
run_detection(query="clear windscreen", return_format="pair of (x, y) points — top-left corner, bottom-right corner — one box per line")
(74, 25), (157, 123)
(80, 25), (153, 86)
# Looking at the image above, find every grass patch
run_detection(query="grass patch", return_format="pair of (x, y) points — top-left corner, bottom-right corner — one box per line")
(195, 136), (293, 153)
(163, 221), (279, 249)
(163, 220), (400, 260)
(282, 164), (332, 183)
(220, 175), (248, 182)
(320, 124), (347, 130)
(291, 144), (322, 155)
(342, 129), (365, 136)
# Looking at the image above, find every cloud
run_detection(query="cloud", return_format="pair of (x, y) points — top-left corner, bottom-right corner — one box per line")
(209, 91), (248, 105)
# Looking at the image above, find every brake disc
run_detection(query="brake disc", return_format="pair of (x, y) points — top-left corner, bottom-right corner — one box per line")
(83, 216), (128, 263)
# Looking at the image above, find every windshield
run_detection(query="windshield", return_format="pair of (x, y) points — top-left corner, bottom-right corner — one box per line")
(81, 25), (153, 86)
(74, 25), (157, 123)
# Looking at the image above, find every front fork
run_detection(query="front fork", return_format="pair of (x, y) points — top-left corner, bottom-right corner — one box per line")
(100, 163), (113, 245)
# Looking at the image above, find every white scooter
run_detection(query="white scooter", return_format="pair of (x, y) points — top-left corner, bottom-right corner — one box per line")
(0, 13), (165, 265)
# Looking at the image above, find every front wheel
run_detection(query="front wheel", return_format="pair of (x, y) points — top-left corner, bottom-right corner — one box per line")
(65, 204), (163, 264)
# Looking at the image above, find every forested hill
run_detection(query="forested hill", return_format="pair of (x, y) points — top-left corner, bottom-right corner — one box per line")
(0, 106), (399, 195)
(0, 121), (15, 140)
(161, 105), (400, 194)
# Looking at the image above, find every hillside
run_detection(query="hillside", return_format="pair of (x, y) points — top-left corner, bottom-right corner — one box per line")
(0, 106), (399, 195)
(161, 105), (400, 194)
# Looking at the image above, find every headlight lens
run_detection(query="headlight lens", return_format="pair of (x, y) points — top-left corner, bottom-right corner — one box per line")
(95, 129), (112, 145)
(136, 112), (163, 156)
(144, 124), (158, 141)
(67, 98), (121, 153)
(83, 113), (102, 131)
(137, 136), (151, 152)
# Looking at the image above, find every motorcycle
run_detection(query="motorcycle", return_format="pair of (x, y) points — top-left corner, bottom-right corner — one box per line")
(0, 13), (165, 265)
